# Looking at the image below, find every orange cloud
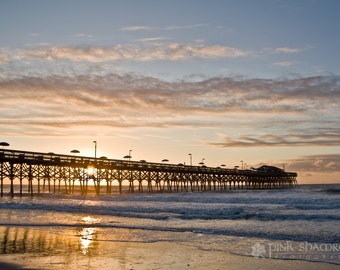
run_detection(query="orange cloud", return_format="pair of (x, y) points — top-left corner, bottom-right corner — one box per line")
(0, 74), (339, 140)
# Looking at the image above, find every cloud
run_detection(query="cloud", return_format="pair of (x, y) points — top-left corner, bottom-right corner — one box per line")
(287, 154), (340, 173)
(270, 47), (301, 53)
(135, 37), (170, 42)
(72, 33), (95, 38)
(164, 23), (210, 30)
(208, 133), (340, 148)
(120, 26), (155, 31)
(0, 52), (8, 64)
(120, 23), (209, 31)
(272, 61), (297, 67)
(0, 73), (339, 138)
(4, 43), (250, 63)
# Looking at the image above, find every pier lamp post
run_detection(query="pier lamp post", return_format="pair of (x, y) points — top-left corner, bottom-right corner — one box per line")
(93, 141), (97, 159)
(124, 150), (132, 161)
(188, 153), (192, 166)
(199, 158), (205, 166)
(241, 160), (244, 170)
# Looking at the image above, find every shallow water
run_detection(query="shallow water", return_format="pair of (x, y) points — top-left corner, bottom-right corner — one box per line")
(0, 184), (339, 268)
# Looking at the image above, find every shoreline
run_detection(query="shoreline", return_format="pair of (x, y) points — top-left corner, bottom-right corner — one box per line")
(0, 241), (339, 270)
(1, 185), (339, 269)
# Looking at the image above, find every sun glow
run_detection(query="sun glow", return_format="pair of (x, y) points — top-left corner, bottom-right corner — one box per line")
(87, 166), (95, 176)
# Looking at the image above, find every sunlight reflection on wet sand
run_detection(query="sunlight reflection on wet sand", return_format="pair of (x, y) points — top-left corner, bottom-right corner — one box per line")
(0, 225), (132, 269)
(1, 225), (339, 270)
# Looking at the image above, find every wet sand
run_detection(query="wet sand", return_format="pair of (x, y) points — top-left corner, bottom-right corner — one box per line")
(0, 241), (338, 270)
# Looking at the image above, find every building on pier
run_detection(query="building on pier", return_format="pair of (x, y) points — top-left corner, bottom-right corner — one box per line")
(0, 149), (298, 197)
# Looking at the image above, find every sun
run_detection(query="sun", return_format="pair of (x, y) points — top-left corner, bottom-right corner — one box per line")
(87, 166), (95, 176)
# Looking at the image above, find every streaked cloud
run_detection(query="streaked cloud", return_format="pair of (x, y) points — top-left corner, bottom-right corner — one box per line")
(209, 133), (340, 148)
(272, 61), (297, 67)
(135, 37), (170, 42)
(271, 47), (301, 53)
(120, 26), (155, 31)
(1, 43), (307, 67)
(164, 23), (210, 30)
(72, 33), (95, 38)
(3, 43), (250, 63)
(287, 154), (340, 173)
(120, 23), (209, 31)
(0, 73), (339, 141)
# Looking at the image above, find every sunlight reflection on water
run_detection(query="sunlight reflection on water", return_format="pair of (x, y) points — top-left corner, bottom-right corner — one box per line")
(80, 227), (97, 255)
(82, 215), (99, 224)
(79, 216), (99, 255)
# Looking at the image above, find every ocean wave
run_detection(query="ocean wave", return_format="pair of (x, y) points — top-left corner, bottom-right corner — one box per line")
(0, 184), (339, 245)
(1, 198), (339, 223)
(1, 218), (338, 244)
(0, 192), (340, 222)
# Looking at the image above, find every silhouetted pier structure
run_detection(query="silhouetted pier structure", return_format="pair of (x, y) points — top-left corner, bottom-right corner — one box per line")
(0, 149), (298, 197)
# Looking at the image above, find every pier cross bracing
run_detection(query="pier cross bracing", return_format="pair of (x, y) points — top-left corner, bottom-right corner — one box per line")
(0, 149), (298, 197)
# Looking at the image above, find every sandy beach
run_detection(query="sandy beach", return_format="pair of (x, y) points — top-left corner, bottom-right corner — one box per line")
(0, 240), (339, 270)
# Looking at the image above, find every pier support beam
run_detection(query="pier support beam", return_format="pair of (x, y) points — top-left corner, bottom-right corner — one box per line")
(0, 163), (3, 197)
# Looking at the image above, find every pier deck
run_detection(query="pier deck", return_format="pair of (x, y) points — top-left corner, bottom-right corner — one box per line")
(0, 149), (298, 197)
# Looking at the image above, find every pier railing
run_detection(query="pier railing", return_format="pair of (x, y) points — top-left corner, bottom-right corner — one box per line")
(0, 149), (298, 197)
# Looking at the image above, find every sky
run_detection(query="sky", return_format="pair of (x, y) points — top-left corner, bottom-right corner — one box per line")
(0, 0), (339, 184)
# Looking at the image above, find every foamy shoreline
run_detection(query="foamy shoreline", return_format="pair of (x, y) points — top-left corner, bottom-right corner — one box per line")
(1, 185), (339, 269)
(0, 241), (339, 270)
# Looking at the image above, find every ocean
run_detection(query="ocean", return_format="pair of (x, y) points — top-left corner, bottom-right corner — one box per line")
(0, 184), (339, 269)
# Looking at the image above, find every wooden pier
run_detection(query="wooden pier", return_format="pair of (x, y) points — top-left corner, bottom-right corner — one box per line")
(0, 149), (298, 197)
